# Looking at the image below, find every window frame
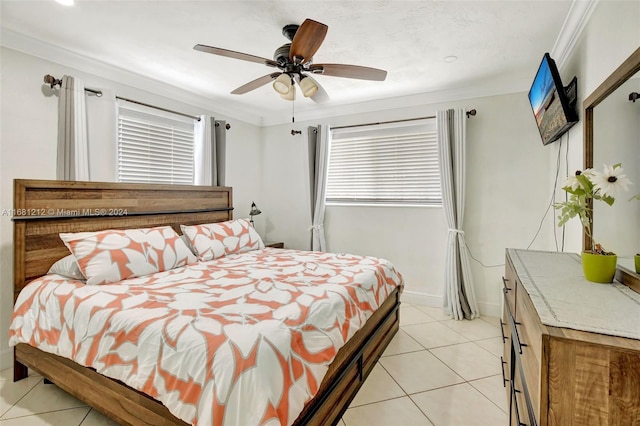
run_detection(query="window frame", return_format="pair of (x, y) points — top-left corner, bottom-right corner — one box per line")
(325, 119), (442, 207)
(116, 100), (196, 185)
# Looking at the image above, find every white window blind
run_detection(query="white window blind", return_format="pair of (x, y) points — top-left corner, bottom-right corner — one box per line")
(326, 119), (441, 205)
(117, 100), (195, 184)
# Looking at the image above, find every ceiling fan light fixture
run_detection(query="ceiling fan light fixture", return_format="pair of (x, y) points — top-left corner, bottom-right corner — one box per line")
(280, 85), (296, 101)
(273, 74), (292, 95)
(299, 76), (318, 97)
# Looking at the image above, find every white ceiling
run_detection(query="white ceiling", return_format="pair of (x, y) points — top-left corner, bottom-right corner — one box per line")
(1, 0), (575, 125)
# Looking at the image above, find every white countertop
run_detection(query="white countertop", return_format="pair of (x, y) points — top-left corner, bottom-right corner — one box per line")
(508, 249), (640, 340)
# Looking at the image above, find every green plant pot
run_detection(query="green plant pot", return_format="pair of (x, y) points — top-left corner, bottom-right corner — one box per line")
(635, 254), (640, 274)
(581, 252), (617, 283)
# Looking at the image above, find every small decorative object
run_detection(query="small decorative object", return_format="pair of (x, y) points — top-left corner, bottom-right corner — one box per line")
(554, 163), (632, 283)
(249, 201), (262, 227)
(635, 253), (640, 274)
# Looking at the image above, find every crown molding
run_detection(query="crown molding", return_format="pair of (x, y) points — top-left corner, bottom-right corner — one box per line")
(3, 5), (581, 129)
(0, 28), (265, 126)
(551, 0), (599, 71)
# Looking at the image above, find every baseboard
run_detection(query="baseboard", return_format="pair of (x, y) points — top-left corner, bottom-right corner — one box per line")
(477, 301), (501, 318)
(1, 347), (13, 371)
(401, 290), (501, 318)
(401, 290), (443, 308)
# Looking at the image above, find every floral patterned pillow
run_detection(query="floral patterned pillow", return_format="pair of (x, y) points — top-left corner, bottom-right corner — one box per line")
(181, 219), (265, 261)
(60, 226), (196, 285)
(48, 254), (86, 281)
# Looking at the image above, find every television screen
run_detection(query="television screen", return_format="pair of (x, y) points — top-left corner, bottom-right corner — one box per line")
(528, 53), (578, 145)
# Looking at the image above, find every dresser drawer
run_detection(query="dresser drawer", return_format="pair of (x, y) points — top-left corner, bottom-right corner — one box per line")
(511, 371), (531, 426)
(514, 280), (544, 424)
(503, 256), (517, 314)
(501, 305), (512, 403)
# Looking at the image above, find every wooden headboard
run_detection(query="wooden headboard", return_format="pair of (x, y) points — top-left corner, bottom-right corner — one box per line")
(13, 179), (233, 300)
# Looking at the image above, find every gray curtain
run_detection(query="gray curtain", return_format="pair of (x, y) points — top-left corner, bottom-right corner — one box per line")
(437, 108), (479, 320)
(308, 125), (330, 251)
(56, 75), (89, 180)
(195, 116), (226, 186)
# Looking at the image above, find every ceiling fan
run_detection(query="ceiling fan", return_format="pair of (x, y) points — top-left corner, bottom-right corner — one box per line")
(194, 18), (387, 102)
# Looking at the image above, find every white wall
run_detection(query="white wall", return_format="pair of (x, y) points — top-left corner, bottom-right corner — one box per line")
(554, 0), (640, 254)
(259, 92), (555, 316)
(0, 47), (263, 369)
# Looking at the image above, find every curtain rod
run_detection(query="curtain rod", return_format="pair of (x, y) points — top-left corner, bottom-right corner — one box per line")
(331, 109), (477, 130)
(43, 75), (231, 129)
(44, 74), (103, 97)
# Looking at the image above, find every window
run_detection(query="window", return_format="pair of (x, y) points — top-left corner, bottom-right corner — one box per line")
(326, 119), (441, 205)
(117, 100), (195, 184)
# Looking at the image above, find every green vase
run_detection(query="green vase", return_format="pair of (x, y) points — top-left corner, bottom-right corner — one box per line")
(635, 254), (640, 274)
(581, 252), (617, 283)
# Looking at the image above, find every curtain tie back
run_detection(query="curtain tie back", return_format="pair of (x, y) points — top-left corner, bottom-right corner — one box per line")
(448, 228), (465, 235)
(308, 224), (324, 231)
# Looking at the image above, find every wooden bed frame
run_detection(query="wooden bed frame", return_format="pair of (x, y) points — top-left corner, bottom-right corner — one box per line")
(12, 179), (401, 426)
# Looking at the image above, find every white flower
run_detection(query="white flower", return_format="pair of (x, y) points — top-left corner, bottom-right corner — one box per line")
(563, 169), (594, 191)
(581, 168), (595, 179)
(563, 173), (582, 191)
(591, 164), (632, 198)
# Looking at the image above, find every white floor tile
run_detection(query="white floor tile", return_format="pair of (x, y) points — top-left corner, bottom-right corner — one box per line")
(343, 396), (433, 426)
(475, 336), (504, 358)
(411, 383), (508, 426)
(338, 419), (346, 426)
(79, 408), (120, 425)
(0, 375), (42, 418)
(0, 369), (40, 383)
(412, 305), (452, 321)
(382, 329), (424, 357)
(350, 363), (405, 407)
(379, 351), (464, 395)
(0, 407), (90, 425)
(480, 316), (501, 328)
(440, 318), (501, 341)
(400, 306), (437, 326)
(402, 322), (468, 349)
(430, 342), (501, 381)
(1, 381), (87, 420)
(468, 374), (509, 413)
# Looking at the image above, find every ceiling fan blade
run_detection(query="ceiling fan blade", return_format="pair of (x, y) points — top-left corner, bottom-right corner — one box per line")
(289, 19), (328, 64)
(309, 64), (387, 81)
(231, 73), (281, 94)
(194, 44), (278, 68)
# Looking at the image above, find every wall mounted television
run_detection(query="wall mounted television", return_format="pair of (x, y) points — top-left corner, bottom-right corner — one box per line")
(528, 53), (578, 145)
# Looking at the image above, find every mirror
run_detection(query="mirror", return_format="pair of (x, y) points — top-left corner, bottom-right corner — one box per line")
(584, 47), (640, 291)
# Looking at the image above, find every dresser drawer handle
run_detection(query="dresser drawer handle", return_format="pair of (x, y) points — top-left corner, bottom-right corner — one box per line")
(511, 384), (529, 426)
(502, 276), (512, 293)
(499, 320), (509, 343)
(513, 321), (529, 351)
(500, 356), (508, 386)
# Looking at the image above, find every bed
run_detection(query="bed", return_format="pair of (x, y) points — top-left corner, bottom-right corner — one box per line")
(10, 179), (403, 426)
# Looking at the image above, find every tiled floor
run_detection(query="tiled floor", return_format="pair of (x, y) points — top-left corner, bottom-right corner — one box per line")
(0, 303), (508, 425)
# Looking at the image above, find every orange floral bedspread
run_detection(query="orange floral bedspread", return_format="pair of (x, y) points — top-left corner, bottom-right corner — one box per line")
(9, 248), (403, 425)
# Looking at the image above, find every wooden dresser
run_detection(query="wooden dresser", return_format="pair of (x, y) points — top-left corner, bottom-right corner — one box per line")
(501, 249), (640, 426)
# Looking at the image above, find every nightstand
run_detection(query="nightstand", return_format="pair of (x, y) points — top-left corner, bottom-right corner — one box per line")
(264, 241), (284, 248)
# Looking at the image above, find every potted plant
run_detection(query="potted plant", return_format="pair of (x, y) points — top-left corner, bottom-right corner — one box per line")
(554, 163), (632, 283)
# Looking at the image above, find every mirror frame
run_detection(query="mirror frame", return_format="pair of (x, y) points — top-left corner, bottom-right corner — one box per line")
(583, 47), (640, 291)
